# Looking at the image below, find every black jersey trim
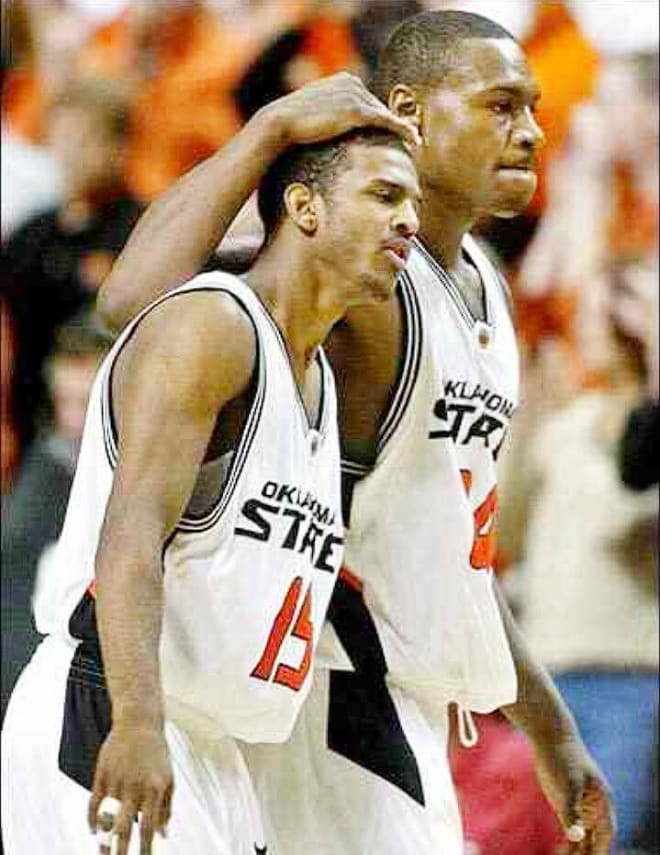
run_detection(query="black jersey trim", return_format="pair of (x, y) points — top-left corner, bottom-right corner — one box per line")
(101, 365), (118, 469)
(340, 459), (371, 478)
(339, 458), (370, 528)
(314, 346), (331, 439)
(376, 271), (423, 456)
(413, 237), (493, 330)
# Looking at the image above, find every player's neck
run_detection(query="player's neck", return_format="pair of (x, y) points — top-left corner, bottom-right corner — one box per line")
(246, 249), (341, 382)
(417, 200), (473, 270)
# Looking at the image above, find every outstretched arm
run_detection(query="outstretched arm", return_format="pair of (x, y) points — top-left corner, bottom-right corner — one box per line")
(98, 72), (420, 331)
(88, 293), (255, 855)
(495, 582), (616, 854)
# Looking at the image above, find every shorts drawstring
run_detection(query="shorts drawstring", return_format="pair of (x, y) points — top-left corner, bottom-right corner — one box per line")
(456, 705), (479, 748)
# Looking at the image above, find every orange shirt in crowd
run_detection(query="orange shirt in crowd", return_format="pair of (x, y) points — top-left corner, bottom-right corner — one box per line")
(300, 12), (363, 77)
(124, 6), (261, 201)
(522, 0), (600, 217)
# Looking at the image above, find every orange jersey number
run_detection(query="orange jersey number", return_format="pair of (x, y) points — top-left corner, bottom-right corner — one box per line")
(251, 576), (313, 692)
(460, 469), (497, 570)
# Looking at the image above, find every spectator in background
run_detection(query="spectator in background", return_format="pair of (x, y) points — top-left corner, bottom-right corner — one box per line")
(350, 0), (421, 78)
(2, 76), (142, 473)
(614, 257), (659, 493)
(1, 0), (64, 239)
(474, 0), (600, 270)
(1, 314), (110, 721)
(619, 399), (660, 491)
(493, 47), (659, 851)
(125, 0), (307, 199)
(235, 0), (364, 122)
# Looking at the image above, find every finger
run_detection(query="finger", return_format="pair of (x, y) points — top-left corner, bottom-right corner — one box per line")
(566, 823), (586, 845)
(363, 104), (421, 148)
(114, 800), (138, 855)
(88, 781), (113, 832)
(139, 796), (158, 855)
(98, 824), (113, 855)
(89, 791), (102, 833)
(591, 810), (616, 855)
(563, 775), (585, 835)
(155, 781), (173, 837)
(97, 803), (120, 855)
(139, 818), (154, 854)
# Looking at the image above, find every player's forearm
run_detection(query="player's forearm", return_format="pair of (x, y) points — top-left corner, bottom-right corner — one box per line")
(95, 531), (166, 730)
(97, 103), (287, 332)
(495, 580), (579, 749)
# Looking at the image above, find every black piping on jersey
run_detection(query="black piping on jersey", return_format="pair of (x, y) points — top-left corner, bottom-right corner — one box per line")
(252, 288), (330, 437)
(326, 576), (425, 806)
(339, 459), (370, 528)
(413, 237), (495, 331)
(376, 270), (423, 457)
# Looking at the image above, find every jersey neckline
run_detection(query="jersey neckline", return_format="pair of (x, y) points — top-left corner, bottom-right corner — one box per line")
(251, 289), (329, 440)
(411, 237), (494, 331)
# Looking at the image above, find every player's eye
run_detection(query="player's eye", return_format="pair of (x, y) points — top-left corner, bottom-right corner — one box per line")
(372, 187), (395, 203)
(491, 100), (514, 116)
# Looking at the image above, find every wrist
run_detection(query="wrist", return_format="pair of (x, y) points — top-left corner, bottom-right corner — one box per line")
(111, 702), (165, 733)
(250, 101), (291, 154)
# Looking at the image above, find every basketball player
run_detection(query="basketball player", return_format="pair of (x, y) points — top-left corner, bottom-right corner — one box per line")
(1, 127), (420, 855)
(96, 11), (615, 854)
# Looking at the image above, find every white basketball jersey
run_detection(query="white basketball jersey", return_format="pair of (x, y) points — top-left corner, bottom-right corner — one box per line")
(41, 272), (344, 743)
(342, 235), (518, 713)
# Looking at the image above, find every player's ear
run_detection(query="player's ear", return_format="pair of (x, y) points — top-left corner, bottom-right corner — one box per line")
(284, 183), (318, 235)
(388, 85), (422, 137)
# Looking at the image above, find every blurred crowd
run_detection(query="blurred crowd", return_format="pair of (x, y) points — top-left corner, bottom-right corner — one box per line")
(1, 1), (658, 853)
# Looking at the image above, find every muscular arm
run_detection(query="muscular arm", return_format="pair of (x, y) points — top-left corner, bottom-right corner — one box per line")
(89, 292), (255, 852)
(97, 73), (420, 332)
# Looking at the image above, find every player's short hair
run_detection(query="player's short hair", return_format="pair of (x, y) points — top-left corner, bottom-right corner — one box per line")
(257, 127), (409, 240)
(372, 10), (516, 103)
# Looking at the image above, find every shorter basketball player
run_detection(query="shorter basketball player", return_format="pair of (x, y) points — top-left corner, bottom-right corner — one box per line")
(1, 127), (420, 855)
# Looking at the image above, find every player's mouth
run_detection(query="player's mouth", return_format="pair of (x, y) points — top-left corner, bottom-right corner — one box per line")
(382, 237), (412, 271)
(496, 156), (536, 175)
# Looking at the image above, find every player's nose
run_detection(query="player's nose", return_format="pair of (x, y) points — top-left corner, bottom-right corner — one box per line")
(393, 197), (419, 238)
(514, 106), (545, 151)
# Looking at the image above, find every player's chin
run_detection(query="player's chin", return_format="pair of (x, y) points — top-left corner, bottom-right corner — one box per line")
(491, 171), (537, 217)
(355, 271), (397, 304)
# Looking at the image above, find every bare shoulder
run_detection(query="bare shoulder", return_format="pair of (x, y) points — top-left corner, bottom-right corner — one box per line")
(328, 296), (402, 382)
(116, 289), (257, 412)
(326, 295), (404, 461)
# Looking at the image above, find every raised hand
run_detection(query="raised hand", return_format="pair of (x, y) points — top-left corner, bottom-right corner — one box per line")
(264, 71), (421, 150)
